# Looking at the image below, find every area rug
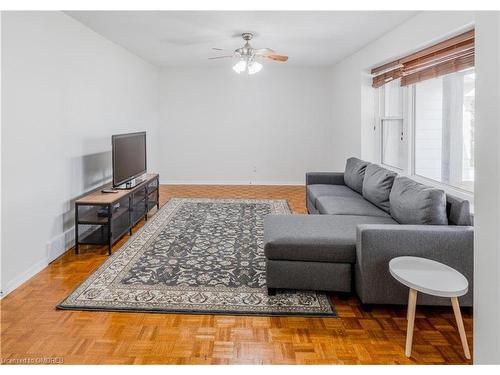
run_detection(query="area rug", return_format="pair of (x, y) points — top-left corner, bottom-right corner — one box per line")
(57, 198), (336, 317)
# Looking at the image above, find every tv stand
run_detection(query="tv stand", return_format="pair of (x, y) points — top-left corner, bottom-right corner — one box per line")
(74, 173), (159, 255)
(114, 176), (146, 190)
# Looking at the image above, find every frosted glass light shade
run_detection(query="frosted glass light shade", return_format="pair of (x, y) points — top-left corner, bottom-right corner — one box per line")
(248, 61), (263, 75)
(232, 60), (247, 74)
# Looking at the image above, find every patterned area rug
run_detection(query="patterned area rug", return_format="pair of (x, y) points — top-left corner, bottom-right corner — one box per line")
(58, 198), (336, 317)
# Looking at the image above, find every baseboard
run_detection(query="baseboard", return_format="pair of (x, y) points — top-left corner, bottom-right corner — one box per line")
(159, 180), (304, 186)
(0, 257), (48, 299)
(46, 228), (75, 263)
(1, 229), (75, 299)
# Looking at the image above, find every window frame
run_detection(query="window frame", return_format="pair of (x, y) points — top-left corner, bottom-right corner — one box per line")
(376, 74), (474, 204)
(376, 80), (406, 172)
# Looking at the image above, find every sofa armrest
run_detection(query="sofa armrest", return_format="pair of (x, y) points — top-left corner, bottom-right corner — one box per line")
(355, 224), (474, 305)
(306, 172), (344, 186)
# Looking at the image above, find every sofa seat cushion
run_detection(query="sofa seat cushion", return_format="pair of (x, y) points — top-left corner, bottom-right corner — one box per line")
(264, 214), (398, 263)
(307, 184), (361, 208)
(316, 196), (391, 217)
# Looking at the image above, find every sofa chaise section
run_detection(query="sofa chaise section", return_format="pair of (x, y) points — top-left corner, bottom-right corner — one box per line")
(264, 214), (397, 294)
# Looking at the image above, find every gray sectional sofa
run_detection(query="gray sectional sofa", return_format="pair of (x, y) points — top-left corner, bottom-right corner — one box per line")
(264, 157), (473, 306)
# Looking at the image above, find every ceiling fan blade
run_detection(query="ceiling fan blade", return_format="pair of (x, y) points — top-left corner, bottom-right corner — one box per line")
(263, 54), (289, 62)
(212, 47), (234, 52)
(208, 55), (235, 60)
(254, 48), (276, 55)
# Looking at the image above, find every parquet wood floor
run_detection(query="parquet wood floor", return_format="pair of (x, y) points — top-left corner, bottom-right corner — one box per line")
(0, 185), (472, 364)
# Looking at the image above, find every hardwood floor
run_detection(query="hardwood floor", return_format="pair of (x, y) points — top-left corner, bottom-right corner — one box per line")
(0, 185), (472, 364)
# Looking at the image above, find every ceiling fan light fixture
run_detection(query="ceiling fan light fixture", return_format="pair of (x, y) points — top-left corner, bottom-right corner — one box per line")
(211, 33), (286, 75)
(232, 60), (247, 74)
(247, 61), (263, 75)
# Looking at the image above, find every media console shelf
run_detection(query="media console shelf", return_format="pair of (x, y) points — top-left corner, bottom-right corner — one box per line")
(75, 173), (159, 255)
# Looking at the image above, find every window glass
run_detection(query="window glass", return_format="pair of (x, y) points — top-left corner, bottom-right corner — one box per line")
(383, 79), (403, 117)
(379, 79), (404, 169)
(414, 69), (475, 191)
(382, 119), (404, 169)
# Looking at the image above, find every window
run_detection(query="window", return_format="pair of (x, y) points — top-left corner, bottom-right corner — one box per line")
(414, 69), (475, 191)
(376, 69), (475, 193)
(379, 80), (404, 170)
(372, 29), (475, 196)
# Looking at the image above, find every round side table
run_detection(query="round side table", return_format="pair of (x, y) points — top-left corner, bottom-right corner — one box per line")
(389, 256), (471, 359)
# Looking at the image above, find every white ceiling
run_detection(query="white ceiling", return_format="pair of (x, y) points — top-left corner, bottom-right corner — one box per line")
(66, 11), (417, 67)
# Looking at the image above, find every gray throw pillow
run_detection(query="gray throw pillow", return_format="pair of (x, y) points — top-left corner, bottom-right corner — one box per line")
(344, 157), (369, 194)
(389, 176), (448, 225)
(446, 195), (473, 226)
(362, 164), (397, 212)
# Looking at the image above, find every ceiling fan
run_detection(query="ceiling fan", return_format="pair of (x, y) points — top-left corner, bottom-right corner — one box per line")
(209, 32), (289, 75)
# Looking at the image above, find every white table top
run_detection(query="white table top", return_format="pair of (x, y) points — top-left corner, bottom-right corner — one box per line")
(389, 256), (468, 297)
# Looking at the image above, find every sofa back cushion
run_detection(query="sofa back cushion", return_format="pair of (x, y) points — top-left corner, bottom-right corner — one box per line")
(389, 177), (448, 225)
(446, 194), (473, 226)
(362, 164), (397, 212)
(344, 157), (369, 194)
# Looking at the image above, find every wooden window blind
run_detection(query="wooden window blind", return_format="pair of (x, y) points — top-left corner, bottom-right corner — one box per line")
(371, 29), (474, 88)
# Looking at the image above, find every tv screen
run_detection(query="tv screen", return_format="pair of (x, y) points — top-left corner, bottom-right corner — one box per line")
(112, 132), (147, 187)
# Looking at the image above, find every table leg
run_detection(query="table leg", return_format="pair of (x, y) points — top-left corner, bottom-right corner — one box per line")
(405, 288), (418, 357)
(75, 204), (79, 255)
(451, 296), (471, 359)
(107, 205), (112, 256)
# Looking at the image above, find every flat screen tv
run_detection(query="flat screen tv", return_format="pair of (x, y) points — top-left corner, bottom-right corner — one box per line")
(112, 131), (147, 188)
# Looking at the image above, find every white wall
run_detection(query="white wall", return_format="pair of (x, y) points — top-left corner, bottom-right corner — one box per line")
(1, 11), (160, 296)
(159, 67), (335, 184)
(474, 11), (500, 364)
